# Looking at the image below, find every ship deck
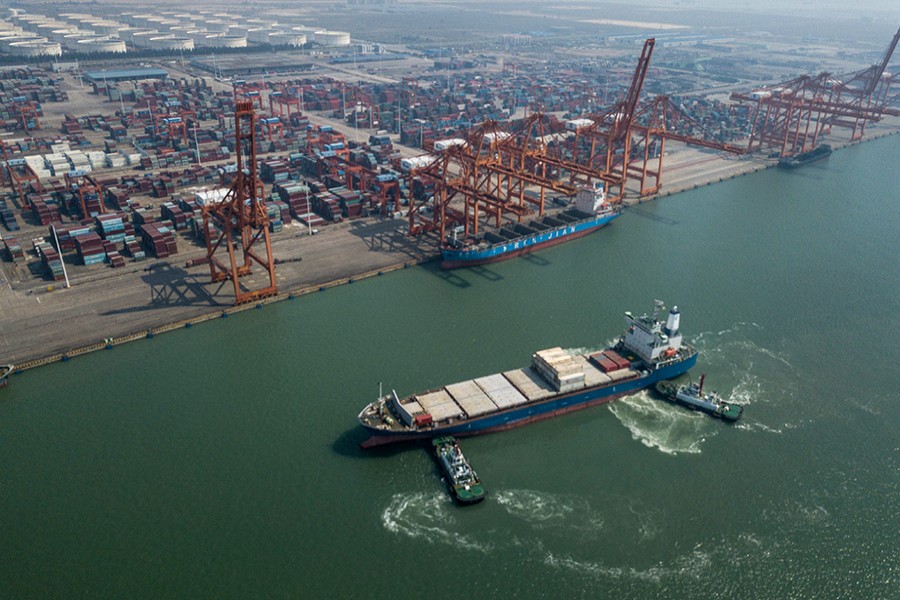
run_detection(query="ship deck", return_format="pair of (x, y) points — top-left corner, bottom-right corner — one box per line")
(362, 351), (642, 434)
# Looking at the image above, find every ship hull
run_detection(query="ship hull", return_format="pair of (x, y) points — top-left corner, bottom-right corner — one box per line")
(361, 351), (697, 448)
(440, 211), (620, 270)
(777, 145), (832, 169)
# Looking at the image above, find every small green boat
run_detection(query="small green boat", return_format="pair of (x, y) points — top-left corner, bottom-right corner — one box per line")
(432, 436), (486, 504)
(655, 374), (744, 422)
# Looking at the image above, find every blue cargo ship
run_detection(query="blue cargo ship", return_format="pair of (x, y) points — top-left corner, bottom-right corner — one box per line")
(359, 302), (697, 447)
(440, 184), (622, 269)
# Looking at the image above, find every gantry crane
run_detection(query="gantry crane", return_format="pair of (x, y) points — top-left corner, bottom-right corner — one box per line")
(628, 96), (747, 196)
(64, 171), (106, 218)
(567, 38), (656, 202)
(201, 101), (277, 305)
(731, 27), (899, 156)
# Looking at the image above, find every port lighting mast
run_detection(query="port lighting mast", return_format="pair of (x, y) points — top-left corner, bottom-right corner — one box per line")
(202, 101), (277, 305)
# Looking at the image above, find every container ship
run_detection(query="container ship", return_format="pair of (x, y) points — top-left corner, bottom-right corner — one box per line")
(440, 184), (621, 269)
(777, 144), (832, 169)
(358, 301), (698, 447)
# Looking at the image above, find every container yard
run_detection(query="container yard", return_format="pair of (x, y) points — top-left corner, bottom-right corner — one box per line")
(0, 2), (898, 369)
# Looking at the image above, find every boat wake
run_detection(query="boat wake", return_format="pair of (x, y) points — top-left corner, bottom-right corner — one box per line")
(381, 492), (493, 553)
(494, 489), (605, 535)
(608, 391), (713, 455)
(543, 529), (777, 588)
(544, 544), (712, 584)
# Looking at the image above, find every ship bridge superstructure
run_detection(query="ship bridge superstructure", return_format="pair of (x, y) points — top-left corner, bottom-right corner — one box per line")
(622, 301), (683, 364)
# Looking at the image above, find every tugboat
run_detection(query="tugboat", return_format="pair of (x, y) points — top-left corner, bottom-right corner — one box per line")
(0, 364), (13, 389)
(432, 436), (486, 504)
(655, 374), (743, 422)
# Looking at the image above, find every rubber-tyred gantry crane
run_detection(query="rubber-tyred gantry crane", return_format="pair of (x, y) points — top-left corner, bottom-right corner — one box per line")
(202, 101), (277, 305)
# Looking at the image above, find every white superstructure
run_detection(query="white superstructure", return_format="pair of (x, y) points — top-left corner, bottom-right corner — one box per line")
(622, 301), (684, 364)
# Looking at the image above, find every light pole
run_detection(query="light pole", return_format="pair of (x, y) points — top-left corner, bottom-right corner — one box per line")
(50, 225), (70, 288)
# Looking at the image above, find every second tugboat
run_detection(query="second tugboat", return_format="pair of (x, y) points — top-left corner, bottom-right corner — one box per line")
(433, 436), (485, 504)
(655, 375), (743, 421)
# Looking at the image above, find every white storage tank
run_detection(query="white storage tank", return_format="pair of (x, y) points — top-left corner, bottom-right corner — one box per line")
(92, 21), (125, 36)
(313, 30), (351, 47)
(208, 35), (247, 48)
(63, 32), (98, 49)
(269, 32), (306, 47)
(1, 35), (46, 50)
(9, 40), (62, 57)
(246, 28), (273, 44)
(130, 15), (156, 28)
(51, 28), (79, 43)
(131, 30), (161, 47)
(147, 36), (194, 51)
(204, 20), (230, 34)
(77, 37), (127, 54)
(34, 21), (67, 35)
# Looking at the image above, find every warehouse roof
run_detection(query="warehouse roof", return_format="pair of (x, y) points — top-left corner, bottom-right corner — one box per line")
(84, 68), (169, 83)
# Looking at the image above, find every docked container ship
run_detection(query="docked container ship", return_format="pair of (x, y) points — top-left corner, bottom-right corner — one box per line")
(777, 144), (832, 169)
(358, 302), (698, 447)
(440, 184), (621, 269)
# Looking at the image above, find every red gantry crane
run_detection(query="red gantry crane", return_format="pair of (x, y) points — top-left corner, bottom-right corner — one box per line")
(731, 27), (899, 157)
(202, 101), (277, 305)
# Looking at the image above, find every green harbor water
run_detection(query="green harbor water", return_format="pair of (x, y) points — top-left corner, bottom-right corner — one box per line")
(2, 137), (898, 599)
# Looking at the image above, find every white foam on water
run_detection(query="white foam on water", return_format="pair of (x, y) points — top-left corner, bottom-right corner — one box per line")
(544, 544), (712, 583)
(609, 392), (713, 455)
(380, 492), (493, 553)
(494, 489), (605, 535)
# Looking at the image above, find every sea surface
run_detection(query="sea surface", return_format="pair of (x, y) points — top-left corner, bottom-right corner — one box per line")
(1, 136), (898, 599)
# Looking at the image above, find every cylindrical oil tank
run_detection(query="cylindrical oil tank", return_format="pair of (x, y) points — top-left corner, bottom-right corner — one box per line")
(246, 28), (272, 44)
(34, 21), (67, 35)
(313, 30), (351, 46)
(269, 32), (306, 47)
(63, 32), (97, 49)
(147, 36), (194, 51)
(89, 21), (125, 36)
(206, 35), (247, 48)
(248, 19), (279, 27)
(51, 28), (79, 42)
(77, 37), (127, 54)
(156, 19), (180, 32)
(204, 21), (230, 34)
(129, 15), (156, 28)
(9, 40), (62, 57)
(186, 30), (210, 43)
(1, 35), (47, 50)
(130, 30), (161, 47)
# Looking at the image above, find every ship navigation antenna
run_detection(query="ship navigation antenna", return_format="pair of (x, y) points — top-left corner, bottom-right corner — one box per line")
(652, 299), (665, 320)
(379, 381), (383, 401)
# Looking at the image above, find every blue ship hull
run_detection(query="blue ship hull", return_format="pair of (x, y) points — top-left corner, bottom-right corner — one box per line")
(361, 349), (697, 446)
(441, 210), (621, 269)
